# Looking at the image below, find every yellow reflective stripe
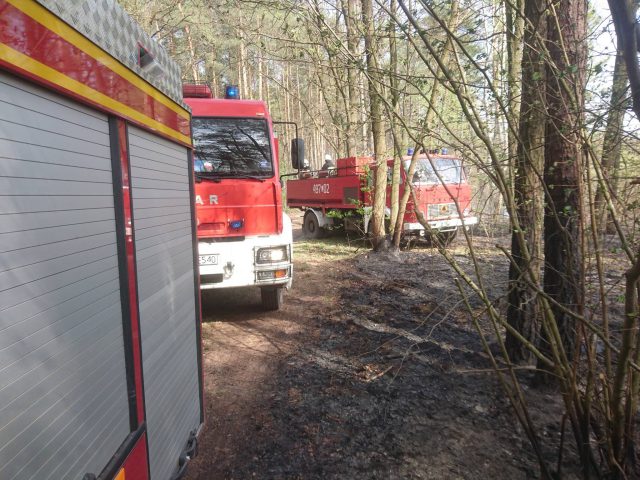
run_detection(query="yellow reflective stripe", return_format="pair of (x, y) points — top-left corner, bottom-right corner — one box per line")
(0, 44), (191, 145)
(7, 0), (189, 121)
(115, 468), (125, 480)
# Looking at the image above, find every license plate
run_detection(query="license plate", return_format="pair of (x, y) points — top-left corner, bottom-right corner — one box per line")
(199, 254), (218, 265)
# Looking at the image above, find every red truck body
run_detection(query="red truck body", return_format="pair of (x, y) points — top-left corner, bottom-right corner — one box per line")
(1, 2), (203, 479)
(183, 88), (293, 310)
(287, 153), (477, 242)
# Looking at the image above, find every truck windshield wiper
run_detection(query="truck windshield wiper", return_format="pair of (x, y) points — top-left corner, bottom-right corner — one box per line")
(195, 172), (267, 182)
(194, 172), (221, 183)
(230, 174), (266, 182)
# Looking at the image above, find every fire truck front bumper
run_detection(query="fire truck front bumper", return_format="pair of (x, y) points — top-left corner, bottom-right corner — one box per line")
(403, 216), (478, 234)
(198, 237), (293, 290)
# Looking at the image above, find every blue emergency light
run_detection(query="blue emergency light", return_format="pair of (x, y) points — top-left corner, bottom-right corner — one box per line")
(225, 85), (240, 99)
(229, 219), (243, 229)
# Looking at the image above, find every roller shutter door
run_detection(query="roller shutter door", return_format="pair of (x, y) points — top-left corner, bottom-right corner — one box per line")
(0, 73), (130, 479)
(128, 125), (201, 480)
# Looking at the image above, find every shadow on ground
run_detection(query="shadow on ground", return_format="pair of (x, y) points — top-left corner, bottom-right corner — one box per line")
(186, 224), (583, 479)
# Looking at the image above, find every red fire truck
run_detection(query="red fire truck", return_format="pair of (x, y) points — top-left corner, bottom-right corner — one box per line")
(1, 1), (203, 479)
(286, 152), (477, 244)
(182, 84), (299, 310)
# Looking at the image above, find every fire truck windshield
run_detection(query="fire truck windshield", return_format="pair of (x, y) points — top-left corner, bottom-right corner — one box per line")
(192, 117), (273, 178)
(408, 157), (463, 185)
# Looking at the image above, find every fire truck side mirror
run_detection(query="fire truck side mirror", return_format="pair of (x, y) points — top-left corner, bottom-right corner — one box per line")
(291, 138), (305, 169)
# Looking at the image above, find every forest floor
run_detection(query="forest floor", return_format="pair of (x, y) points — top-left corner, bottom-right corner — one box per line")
(184, 212), (626, 480)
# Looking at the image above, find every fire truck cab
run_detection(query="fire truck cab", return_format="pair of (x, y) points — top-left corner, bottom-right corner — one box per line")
(183, 84), (296, 310)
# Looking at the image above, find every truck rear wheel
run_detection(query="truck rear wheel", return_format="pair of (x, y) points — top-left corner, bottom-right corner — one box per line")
(261, 287), (284, 310)
(366, 217), (390, 246)
(303, 211), (324, 239)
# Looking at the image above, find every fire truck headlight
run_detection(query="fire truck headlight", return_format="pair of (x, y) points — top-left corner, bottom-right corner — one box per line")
(256, 246), (288, 264)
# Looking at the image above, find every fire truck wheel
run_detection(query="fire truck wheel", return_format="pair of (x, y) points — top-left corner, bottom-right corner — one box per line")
(399, 235), (413, 250)
(303, 211), (324, 239)
(261, 287), (284, 310)
(436, 228), (458, 246)
(366, 218), (390, 240)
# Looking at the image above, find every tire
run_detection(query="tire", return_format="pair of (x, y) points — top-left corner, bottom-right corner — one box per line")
(367, 217), (390, 246)
(367, 217), (391, 236)
(365, 218), (374, 246)
(436, 228), (458, 246)
(261, 287), (284, 311)
(399, 235), (413, 250)
(303, 211), (324, 239)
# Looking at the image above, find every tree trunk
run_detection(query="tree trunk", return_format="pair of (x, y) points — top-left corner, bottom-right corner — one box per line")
(177, 2), (199, 81)
(505, 0), (524, 164)
(388, 0), (401, 236)
(607, 1), (640, 120)
(210, 51), (218, 97)
(341, 0), (360, 157)
(602, 2), (640, 470)
(595, 38), (630, 234)
(392, 0), (459, 249)
(264, 61), (271, 114)
(538, 0), (587, 371)
(505, 0), (546, 363)
(257, 54), (264, 100)
(238, 24), (249, 98)
(361, 0), (388, 250)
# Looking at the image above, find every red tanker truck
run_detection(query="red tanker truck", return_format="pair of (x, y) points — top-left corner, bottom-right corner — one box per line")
(286, 151), (477, 244)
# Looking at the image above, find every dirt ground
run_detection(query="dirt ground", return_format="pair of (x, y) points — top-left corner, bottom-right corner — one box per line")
(185, 213), (588, 480)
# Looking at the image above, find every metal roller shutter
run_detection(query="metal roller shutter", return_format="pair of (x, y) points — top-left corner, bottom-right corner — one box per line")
(0, 72), (130, 479)
(128, 125), (201, 480)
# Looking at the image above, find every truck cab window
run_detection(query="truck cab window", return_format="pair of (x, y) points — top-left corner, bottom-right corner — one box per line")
(192, 117), (273, 177)
(408, 158), (463, 185)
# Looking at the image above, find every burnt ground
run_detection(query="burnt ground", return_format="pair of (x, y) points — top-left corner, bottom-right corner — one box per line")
(184, 213), (601, 480)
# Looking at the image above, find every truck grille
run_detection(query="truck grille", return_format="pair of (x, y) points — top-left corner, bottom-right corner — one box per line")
(427, 203), (456, 219)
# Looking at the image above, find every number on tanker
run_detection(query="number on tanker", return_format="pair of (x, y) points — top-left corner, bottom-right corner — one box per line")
(313, 184), (330, 194)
